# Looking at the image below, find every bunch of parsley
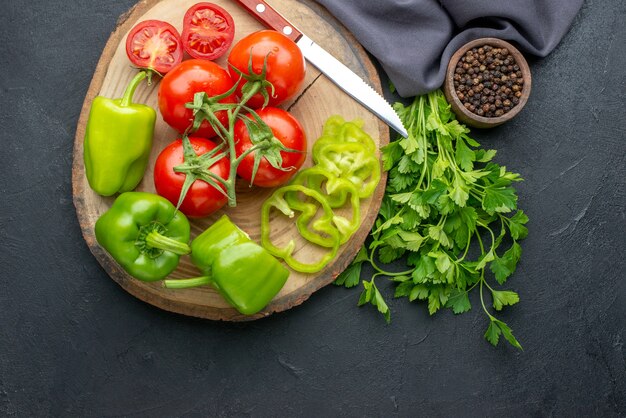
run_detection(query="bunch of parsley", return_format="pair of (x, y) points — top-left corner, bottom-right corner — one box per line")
(335, 90), (528, 349)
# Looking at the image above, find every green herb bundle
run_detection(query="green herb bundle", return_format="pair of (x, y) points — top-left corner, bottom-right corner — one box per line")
(335, 90), (528, 349)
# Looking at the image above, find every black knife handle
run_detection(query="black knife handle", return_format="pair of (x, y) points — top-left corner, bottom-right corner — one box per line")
(234, 0), (303, 42)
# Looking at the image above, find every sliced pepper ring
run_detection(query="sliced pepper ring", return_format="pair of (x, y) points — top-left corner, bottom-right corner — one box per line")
(314, 142), (381, 199)
(312, 121), (376, 158)
(286, 167), (361, 244)
(261, 185), (340, 274)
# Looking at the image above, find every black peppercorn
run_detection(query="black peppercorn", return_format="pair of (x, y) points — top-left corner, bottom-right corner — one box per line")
(453, 43), (525, 118)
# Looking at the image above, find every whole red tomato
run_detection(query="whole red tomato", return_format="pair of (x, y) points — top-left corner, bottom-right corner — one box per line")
(158, 59), (236, 138)
(154, 137), (230, 217)
(227, 30), (306, 109)
(234, 107), (307, 187)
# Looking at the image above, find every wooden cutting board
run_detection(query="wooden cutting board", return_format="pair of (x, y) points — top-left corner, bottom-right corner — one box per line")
(72, 0), (389, 320)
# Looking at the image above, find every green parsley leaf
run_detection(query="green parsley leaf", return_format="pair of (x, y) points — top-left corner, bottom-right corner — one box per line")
(381, 141), (403, 171)
(428, 225), (452, 248)
(388, 169), (415, 192)
(334, 246), (369, 288)
(455, 137), (476, 171)
(434, 252), (452, 274)
(475, 149), (497, 162)
(378, 245), (405, 264)
(495, 319), (523, 350)
(490, 242), (522, 284)
(482, 185), (518, 215)
(410, 284), (429, 301)
(508, 210), (529, 240)
(449, 174), (470, 207)
(334, 262), (362, 288)
(398, 154), (421, 174)
(491, 290), (520, 311)
(484, 320), (502, 346)
(372, 286), (391, 323)
(360, 280), (391, 323)
(445, 289), (472, 314)
(394, 281), (414, 298)
(397, 230), (426, 252)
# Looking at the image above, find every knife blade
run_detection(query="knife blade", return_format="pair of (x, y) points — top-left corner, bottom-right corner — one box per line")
(234, 0), (408, 138)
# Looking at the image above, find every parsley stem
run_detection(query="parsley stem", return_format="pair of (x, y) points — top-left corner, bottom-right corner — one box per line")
(456, 234), (473, 262)
(369, 246), (415, 277)
(479, 278), (494, 320)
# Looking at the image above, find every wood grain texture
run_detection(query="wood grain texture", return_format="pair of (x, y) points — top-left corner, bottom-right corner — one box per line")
(72, 0), (389, 320)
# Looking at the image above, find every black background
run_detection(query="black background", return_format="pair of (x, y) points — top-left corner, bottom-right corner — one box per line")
(1, 0), (625, 416)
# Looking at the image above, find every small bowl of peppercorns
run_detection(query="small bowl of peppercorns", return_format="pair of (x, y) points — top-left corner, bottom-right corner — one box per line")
(444, 38), (531, 129)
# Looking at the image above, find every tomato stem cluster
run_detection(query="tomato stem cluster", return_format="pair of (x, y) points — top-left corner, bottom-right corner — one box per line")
(176, 59), (298, 210)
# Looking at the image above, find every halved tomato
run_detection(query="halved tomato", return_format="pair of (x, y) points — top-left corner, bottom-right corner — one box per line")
(125, 20), (183, 74)
(181, 2), (235, 60)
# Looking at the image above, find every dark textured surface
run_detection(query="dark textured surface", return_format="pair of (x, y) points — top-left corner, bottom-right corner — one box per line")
(1, 0), (624, 416)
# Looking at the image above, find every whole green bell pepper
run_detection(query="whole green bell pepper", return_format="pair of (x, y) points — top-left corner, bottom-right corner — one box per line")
(95, 192), (191, 282)
(164, 216), (289, 315)
(84, 71), (156, 196)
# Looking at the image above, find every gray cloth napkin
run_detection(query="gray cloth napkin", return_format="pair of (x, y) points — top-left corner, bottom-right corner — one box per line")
(316, 0), (583, 97)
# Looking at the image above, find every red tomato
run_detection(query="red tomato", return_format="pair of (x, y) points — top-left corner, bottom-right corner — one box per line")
(125, 20), (183, 74)
(154, 137), (230, 217)
(227, 30), (306, 109)
(234, 107), (307, 187)
(158, 59), (236, 138)
(181, 2), (235, 60)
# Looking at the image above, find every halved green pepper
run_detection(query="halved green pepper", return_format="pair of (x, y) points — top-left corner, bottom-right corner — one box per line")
(95, 192), (191, 282)
(84, 71), (155, 196)
(164, 216), (289, 315)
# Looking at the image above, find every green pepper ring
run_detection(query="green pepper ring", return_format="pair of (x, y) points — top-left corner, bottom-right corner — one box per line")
(314, 142), (381, 199)
(312, 122), (376, 158)
(261, 185), (341, 274)
(285, 167), (361, 244)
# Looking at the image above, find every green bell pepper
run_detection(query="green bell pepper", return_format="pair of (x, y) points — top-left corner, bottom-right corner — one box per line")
(84, 71), (156, 196)
(164, 216), (289, 315)
(95, 192), (191, 282)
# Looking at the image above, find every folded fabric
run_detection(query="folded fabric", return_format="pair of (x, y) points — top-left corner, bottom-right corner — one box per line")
(316, 0), (583, 97)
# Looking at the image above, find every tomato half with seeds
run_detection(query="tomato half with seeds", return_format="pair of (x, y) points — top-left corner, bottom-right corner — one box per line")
(158, 59), (237, 138)
(228, 30), (306, 108)
(181, 2), (235, 60)
(234, 107), (307, 187)
(125, 20), (183, 74)
(154, 137), (230, 218)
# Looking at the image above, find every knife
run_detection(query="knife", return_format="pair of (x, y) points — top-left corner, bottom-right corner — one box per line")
(234, 0), (408, 138)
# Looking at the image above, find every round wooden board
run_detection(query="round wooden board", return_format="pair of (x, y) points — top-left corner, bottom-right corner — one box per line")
(72, 0), (389, 321)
